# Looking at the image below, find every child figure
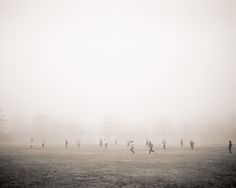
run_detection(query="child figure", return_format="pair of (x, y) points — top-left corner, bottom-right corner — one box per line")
(130, 141), (135, 154)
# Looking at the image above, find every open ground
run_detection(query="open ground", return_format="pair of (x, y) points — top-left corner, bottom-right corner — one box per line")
(0, 145), (235, 187)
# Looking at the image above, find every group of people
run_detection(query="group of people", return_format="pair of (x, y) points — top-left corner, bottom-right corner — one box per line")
(99, 138), (117, 148)
(65, 140), (80, 149)
(30, 137), (45, 149)
(145, 139), (191, 151)
(29, 138), (81, 149)
(180, 139), (194, 150)
(29, 137), (233, 154)
(128, 139), (195, 154)
(145, 139), (166, 153)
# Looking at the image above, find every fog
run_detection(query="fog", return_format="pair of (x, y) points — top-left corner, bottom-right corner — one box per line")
(0, 0), (236, 145)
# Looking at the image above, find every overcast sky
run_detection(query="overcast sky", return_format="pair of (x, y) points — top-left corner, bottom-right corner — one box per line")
(0, 0), (236, 143)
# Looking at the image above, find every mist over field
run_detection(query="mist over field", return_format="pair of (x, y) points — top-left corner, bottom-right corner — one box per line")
(0, 0), (236, 145)
(1, 1), (236, 187)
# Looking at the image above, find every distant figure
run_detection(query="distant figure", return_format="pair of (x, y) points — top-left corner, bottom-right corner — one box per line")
(127, 140), (131, 148)
(104, 141), (108, 148)
(145, 139), (149, 147)
(30, 137), (34, 148)
(229, 140), (232, 154)
(114, 139), (117, 145)
(77, 141), (80, 149)
(42, 138), (45, 149)
(148, 141), (155, 154)
(99, 139), (103, 147)
(180, 139), (183, 147)
(162, 139), (166, 150)
(190, 140), (194, 150)
(65, 140), (68, 148)
(130, 141), (135, 154)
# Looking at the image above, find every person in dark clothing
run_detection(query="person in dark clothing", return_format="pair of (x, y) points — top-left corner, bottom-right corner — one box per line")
(65, 140), (68, 148)
(190, 140), (194, 150)
(229, 140), (232, 154)
(30, 137), (34, 148)
(104, 141), (108, 148)
(42, 138), (45, 149)
(180, 139), (183, 147)
(148, 141), (155, 154)
(162, 139), (166, 150)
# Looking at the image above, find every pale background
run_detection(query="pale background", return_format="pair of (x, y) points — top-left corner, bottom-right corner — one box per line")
(0, 0), (236, 144)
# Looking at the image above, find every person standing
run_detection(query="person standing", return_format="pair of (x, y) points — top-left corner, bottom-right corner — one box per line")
(42, 138), (45, 149)
(180, 139), (183, 147)
(190, 140), (194, 150)
(30, 137), (34, 148)
(162, 139), (166, 150)
(229, 140), (232, 154)
(77, 141), (80, 149)
(104, 141), (108, 148)
(65, 140), (68, 148)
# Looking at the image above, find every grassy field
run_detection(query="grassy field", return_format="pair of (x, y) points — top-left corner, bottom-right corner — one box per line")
(0, 145), (235, 187)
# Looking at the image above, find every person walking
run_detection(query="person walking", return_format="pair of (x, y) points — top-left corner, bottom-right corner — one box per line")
(148, 141), (155, 154)
(229, 140), (233, 154)
(130, 141), (135, 154)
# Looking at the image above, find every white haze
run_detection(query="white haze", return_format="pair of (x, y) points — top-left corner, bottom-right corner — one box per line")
(0, 0), (236, 145)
